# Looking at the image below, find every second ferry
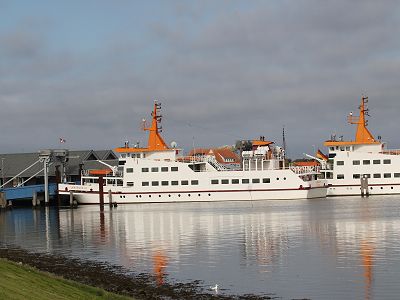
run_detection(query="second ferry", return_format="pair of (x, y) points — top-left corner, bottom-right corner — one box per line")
(319, 96), (400, 196)
(59, 102), (327, 203)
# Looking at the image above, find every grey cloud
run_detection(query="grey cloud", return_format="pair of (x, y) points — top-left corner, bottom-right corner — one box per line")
(1, 1), (400, 156)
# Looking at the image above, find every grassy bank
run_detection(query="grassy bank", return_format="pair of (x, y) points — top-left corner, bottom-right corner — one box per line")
(0, 259), (132, 300)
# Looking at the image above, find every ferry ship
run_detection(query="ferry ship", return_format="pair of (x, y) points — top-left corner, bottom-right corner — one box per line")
(59, 102), (327, 204)
(320, 96), (400, 196)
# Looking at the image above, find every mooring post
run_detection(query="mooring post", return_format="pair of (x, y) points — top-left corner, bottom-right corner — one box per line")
(69, 190), (74, 207)
(32, 191), (37, 208)
(0, 192), (6, 209)
(108, 189), (112, 208)
(99, 176), (104, 211)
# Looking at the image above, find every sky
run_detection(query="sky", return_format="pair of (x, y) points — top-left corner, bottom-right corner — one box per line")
(1, 0), (400, 158)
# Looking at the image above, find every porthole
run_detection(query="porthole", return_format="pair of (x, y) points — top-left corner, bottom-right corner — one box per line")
(283, 177), (286, 180)
(276, 178), (279, 180)
(188, 194), (191, 197)
(178, 194), (181, 197)
(198, 194), (201, 196)
(136, 195), (138, 198)
(149, 195), (151, 197)
(139, 195), (142, 198)
(208, 193), (211, 196)
(380, 187), (383, 190)
(168, 194), (171, 197)
(159, 195), (161, 197)
(391, 187), (394, 190)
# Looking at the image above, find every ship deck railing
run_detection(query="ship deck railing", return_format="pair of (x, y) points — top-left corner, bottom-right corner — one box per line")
(380, 149), (400, 155)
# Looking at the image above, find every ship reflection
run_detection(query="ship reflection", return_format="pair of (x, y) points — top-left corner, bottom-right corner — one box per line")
(0, 200), (396, 298)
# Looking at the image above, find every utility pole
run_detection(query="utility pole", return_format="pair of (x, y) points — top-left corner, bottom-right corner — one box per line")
(1, 158), (4, 186)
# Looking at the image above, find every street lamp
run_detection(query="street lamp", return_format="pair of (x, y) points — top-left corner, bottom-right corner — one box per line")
(1, 158), (4, 187)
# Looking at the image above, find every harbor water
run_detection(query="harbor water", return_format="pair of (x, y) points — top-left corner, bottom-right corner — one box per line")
(1, 196), (400, 299)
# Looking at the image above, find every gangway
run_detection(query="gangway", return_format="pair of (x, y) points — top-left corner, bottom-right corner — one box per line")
(0, 149), (69, 204)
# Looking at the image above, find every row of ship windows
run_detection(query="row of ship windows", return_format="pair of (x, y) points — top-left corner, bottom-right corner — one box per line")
(126, 167), (179, 173)
(211, 178), (282, 184)
(337, 159), (391, 166)
(141, 180), (199, 187)
(330, 146), (353, 152)
(336, 173), (400, 179)
(128, 177), (285, 187)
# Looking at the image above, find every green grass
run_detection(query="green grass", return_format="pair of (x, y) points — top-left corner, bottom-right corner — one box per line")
(0, 259), (133, 300)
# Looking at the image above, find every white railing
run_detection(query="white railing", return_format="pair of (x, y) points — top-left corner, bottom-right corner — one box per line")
(380, 149), (400, 155)
(289, 165), (320, 175)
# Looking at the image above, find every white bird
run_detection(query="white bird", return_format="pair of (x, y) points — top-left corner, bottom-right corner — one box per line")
(210, 284), (218, 293)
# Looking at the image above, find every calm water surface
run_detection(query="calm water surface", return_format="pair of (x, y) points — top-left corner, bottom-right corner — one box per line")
(1, 196), (400, 299)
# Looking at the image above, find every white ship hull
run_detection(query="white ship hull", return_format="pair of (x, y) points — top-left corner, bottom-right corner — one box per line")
(59, 183), (327, 204)
(59, 166), (327, 204)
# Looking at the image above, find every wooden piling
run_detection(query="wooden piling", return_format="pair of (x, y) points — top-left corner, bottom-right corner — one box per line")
(361, 177), (369, 197)
(0, 192), (6, 209)
(32, 191), (37, 208)
(108, 190), (112, 208)
(69, 191), (74, 207)
(99, 176), (104, 211)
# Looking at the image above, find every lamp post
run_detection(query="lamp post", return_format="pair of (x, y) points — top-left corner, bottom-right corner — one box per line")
(1, 158), (4, 187)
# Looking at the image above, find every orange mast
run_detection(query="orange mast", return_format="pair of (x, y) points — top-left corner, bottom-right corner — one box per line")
(115, 101), (169, 153)
(324, 95), (379, 147)
(347, 96), (377, 144)
(144, 102), (169, 150)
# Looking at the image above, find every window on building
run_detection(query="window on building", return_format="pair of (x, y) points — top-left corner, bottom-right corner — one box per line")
(383, 159), (391, 164)
(330, 147), (334, 151)
(181, 180), (189, 185)
(363, 174), (371, 178)
(232, 179), (239, 184)
(242, 179), (250, 184)
(211, 179), (219, 184)
(152, 181), (159, 186)
(161, 167), (168, 172)
(337, 161), (344, 166)
(263, 178), (270, 183)
(142, 167), (149, 172)
(373, 174), (381, 178)
(126, 168), (133, 173)
(337, 174), (344, 179)
(191, 180), (199, 185)
(353, 174), (361, 179)
(151, 167), (159, 172)
(363, 160), (370, 165)
(394, 173), (400, 178)
(252, 178), (260, 183)
(353, 160), (360, 165)
(373, 160), (380, 165)
(346, 146), (351, 151)
(127, 182), (134, 186)
(171, 181), (179, 186)
(142, 181), (149, 186)
(384, 173), (392, 178)
(171, 167), (178, 171)
(221, 179), (229, 184)
(161, 181), (169, 186)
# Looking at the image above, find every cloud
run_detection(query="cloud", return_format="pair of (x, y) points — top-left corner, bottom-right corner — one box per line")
(0, 1), (399, 156)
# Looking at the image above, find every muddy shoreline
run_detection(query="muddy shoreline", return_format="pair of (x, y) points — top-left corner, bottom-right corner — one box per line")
(0, 245), (276, 300)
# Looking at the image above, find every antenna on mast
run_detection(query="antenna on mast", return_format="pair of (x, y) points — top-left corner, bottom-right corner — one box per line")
(282, 126), (287, 159)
